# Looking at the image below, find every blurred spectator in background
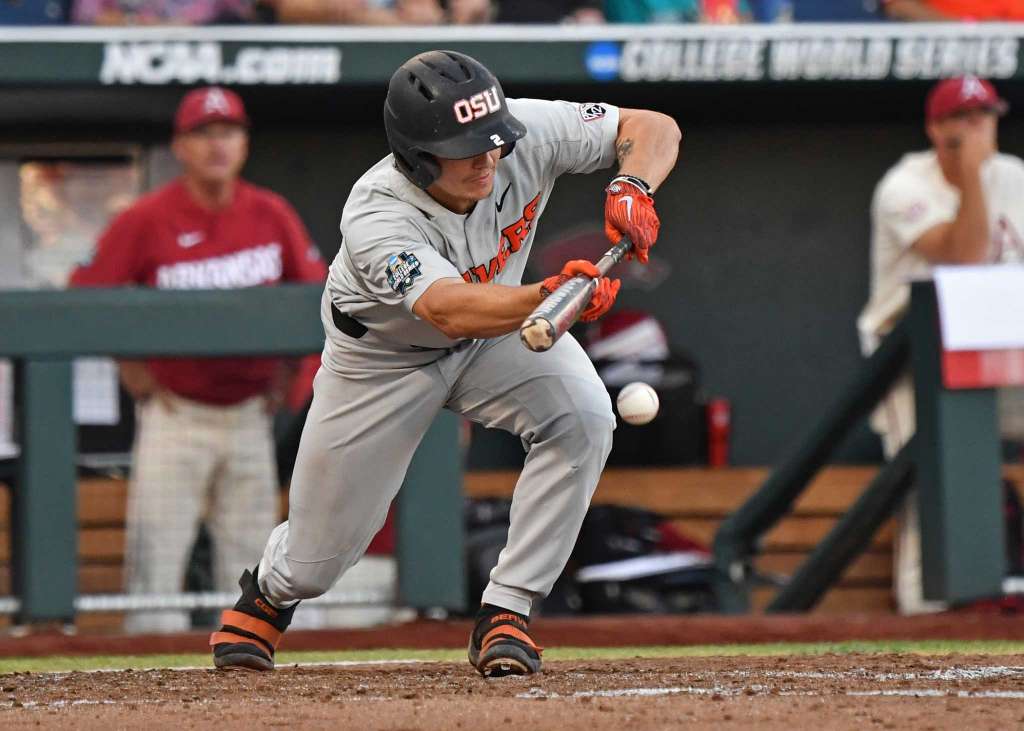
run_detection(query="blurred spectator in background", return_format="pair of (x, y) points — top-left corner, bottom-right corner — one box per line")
(788, 0), (884, 21)
(491, 0), (604, 23)
(72, 0), (254, 24)
(447, 0), (493, 23)
(858, 76), (1024, 614)
(70, 87), (327, 632)
(605, 0), (749, 23)
(748, 0), (788, 21)
(883, 0), (1024, 20)
(441, 0), (605, 24)
(262, 0), (442, 23)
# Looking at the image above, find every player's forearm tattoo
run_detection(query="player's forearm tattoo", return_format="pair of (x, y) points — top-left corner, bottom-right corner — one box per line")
(616, 139), (634, 165)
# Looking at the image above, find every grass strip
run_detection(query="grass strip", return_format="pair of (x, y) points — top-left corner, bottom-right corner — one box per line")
(3, 639), (1023, 675)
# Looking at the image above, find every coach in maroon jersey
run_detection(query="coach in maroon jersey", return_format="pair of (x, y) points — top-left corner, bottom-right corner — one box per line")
(71, 86), (326, 633)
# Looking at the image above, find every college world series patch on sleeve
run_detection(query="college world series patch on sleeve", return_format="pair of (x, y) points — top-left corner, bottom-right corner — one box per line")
(579, 103), (607, 122)
(385, 251), (422, 295)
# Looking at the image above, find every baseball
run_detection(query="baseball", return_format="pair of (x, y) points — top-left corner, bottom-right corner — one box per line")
(616, 382), (659, 426)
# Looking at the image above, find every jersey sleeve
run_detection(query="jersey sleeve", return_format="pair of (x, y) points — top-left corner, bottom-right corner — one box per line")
(511, 98), (620, 177)
(872, 169), (951, 250)
(68, 206), (147, 287)
(273, 196), (328, 283)
(343, 211), (462, 313)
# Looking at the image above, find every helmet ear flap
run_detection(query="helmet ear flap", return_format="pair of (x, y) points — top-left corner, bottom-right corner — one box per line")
(391, 148), (416, 180)
(413, 151), (441, 188)
(392, 148), (440, 188)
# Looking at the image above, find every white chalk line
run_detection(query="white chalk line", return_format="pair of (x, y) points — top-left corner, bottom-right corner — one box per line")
(848, 689), (1024, 699)
(518, 686), (1024, 701)
(8, 685), (1024, 712)
(513, 665), (1024, 702)
(721, 666), (1024, 682)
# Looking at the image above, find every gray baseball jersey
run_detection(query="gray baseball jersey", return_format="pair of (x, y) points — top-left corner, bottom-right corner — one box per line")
(257, 98), (622, 618)
(321, 98), (620, 370)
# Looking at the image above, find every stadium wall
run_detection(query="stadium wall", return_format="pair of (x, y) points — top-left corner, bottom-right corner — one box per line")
(4, 27), (1024, 464)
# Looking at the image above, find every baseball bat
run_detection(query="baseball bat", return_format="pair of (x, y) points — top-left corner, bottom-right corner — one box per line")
(519, 237), (632, 353)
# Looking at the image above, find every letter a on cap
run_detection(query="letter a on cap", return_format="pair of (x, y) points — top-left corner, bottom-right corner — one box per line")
(960, 75), (987, 101)
(203, 88), (231, 115)
(174, 86), (248, 133)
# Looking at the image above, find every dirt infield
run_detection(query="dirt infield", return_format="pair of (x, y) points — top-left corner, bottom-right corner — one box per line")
(3, 654), (1024, 729)
(3, 612), (1024, 658)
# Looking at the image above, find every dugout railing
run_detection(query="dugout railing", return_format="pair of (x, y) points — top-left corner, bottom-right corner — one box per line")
(0, 285), (465, 623)
(714, 281), (1007, 613)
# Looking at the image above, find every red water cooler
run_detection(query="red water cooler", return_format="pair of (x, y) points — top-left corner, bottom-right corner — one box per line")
(707, 397), (731, 468)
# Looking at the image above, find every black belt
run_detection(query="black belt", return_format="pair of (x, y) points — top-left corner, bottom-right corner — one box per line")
(331, 302), (368, 339)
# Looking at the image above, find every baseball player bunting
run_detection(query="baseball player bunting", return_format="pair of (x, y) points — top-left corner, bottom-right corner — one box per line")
(211, 50), (681, 677)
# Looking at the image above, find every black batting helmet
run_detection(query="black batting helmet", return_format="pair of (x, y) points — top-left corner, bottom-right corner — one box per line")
(384, 50), (527, 189)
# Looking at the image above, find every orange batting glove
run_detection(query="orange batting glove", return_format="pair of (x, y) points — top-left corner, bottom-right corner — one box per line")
(604, 175), (660, 264)
(541, 259), (621, 323)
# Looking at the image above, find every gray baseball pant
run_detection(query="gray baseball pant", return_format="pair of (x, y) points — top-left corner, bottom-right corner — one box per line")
(258, 331), (615, 616)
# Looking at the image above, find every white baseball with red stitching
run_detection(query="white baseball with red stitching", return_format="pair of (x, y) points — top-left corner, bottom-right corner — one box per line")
(616, 382), (660, 426)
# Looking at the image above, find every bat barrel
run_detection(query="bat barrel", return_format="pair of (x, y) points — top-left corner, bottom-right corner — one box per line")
(519, 275), (596, 352)
(520, 317), (556, 352)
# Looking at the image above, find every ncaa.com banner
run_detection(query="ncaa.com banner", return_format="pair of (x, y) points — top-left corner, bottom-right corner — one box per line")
(100, 42), (341, 85)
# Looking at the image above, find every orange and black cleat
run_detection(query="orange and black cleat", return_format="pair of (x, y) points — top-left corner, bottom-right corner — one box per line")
(210, 567), (296, 671)
(468, 604), (543, 678)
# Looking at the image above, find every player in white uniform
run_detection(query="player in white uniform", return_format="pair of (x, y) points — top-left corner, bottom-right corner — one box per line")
(858, 75), (1024, 614)
(210, 50), (681, 675)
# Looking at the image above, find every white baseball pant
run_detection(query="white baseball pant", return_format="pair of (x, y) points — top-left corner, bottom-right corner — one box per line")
(124, 393), (278, 632)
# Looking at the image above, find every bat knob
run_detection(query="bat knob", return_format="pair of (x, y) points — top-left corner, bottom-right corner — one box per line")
(520, 317), (555, 352)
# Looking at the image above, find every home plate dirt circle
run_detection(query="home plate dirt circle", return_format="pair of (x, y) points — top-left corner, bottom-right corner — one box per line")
(3, 654), (1024, 729)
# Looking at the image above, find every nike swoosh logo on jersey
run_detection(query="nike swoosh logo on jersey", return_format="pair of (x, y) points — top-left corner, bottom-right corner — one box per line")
(620, 196), (634, 221)
(177, 231), (204, 248)
(495, 182), (512, 213)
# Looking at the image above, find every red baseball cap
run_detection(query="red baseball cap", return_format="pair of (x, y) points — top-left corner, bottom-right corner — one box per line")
(926, 76), (1008, 122)
(174, 86), (249, 134)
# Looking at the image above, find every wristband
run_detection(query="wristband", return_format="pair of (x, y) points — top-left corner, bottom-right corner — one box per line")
(608, 174), (653, 197)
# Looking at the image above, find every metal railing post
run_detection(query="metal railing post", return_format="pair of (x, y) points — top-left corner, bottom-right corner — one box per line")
(909, 281), (1005, 604)
(13, 359), (77, 623)
(396, 410), (466, 612)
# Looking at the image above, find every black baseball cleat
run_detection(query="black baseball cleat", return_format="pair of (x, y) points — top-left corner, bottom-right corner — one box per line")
(210, 567), (297, 671)
(468, 604), (543, 678)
